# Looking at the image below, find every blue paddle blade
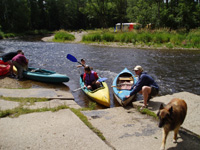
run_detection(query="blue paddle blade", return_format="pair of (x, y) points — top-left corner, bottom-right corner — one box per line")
(98, 78), (108, 82)
(66, 54), (78, 62)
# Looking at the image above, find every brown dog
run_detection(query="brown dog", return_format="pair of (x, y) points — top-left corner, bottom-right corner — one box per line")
(157, 98), (187, 150)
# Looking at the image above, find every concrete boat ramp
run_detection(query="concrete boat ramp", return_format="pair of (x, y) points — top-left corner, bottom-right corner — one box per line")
(0, 88), (199, 150)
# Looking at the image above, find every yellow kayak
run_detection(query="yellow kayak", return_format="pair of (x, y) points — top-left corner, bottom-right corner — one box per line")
(80, 77), (110, 107)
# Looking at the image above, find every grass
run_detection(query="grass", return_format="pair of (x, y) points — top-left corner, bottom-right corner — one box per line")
(138, 106), (158, 120)
(82, 28), (200, 49)
(53, 30), (75, 42)
(0, 105), (69, 118)
(0, 96), (49, 105)
(0, 97), (105, 140)
(70, 108), (105, 140)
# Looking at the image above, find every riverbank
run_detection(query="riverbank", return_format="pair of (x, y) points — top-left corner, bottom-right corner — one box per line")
(41, 31), (87, 43)
(0, 76), (200, 149)
(41, 31), (200, 51)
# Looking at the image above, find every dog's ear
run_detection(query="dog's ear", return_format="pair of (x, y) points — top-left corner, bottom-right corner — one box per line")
(159, 103), (164, 110)
(169, 106), (173, 116)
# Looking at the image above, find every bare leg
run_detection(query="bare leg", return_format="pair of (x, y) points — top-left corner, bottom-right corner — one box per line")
(87, 85), (92, 90)
(142, 86), (151, 106)
(96, 81), (101, 88)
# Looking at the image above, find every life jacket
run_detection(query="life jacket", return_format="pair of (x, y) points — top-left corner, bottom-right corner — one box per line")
(85, 71), (96, 85)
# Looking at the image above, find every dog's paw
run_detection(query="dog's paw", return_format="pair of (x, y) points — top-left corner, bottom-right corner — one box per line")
(160, 146), (165, 150)
(173, 139), (177, 143)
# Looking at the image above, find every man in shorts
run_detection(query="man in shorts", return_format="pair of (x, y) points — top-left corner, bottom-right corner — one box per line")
(125, 65), (159, 109)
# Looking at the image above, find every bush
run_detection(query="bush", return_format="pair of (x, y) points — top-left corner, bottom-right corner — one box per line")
(4, 33), (16, 38)
(136, 32), (151, 43)
(152, 32), (170, 43)
(81, 28), (200, 49)
(82, 33), (101, 42)
(102, 33), (114, 42)
(186, 30), (200, 47)
(0, 27), (4, 39)
(170, 34), (186, 45)
(54, 30), (75, 41)
(0, 32), (3, 39)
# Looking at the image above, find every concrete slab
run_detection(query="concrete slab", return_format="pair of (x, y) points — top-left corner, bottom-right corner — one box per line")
(0, 99), (81, 110)
(0, 88), (74, 100)
(0, 109), (112, 150)
(0, 99), (19, 110)
(82, 107), (200, 150)
(24, 99), (81, 110)
(132, 92), (200, 136)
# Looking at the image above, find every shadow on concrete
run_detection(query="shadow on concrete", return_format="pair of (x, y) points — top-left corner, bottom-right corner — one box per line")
(148, 101), (164, 112)
(167, 129), (200, 150)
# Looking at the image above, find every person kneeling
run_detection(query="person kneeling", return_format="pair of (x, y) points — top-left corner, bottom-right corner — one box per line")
(83, 66), (100, 90)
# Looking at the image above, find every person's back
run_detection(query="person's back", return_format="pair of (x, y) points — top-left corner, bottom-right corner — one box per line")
(2, 52), (18, 62)
(134, 72), (159, 91)
(12, 54), (28, 66)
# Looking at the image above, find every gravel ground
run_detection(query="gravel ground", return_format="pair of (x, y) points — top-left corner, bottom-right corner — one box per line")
(0, 77), (69, 91)
(0, 77), (28, 89)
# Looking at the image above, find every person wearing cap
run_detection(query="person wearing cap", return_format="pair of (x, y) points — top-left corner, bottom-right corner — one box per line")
(125, 65), (159, 109)
(83, 66), (100, 90)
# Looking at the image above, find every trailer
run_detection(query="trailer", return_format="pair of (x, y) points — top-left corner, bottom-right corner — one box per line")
(115, 23), (141, 32)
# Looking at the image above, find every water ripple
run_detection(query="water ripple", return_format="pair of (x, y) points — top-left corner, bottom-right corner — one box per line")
(1, 39), (200, 107)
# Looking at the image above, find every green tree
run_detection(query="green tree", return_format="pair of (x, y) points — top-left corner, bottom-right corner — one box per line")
(161, 0), (199, 30)
(113, 0), (128, 31)
(82, 0), (114, 28)
(0, 0), (30, 32)
(127, 0), (156, 27)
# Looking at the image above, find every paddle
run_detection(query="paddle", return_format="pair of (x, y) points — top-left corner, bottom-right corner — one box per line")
(97, 77), (107, 82)
(72, 78), (108, 92)
(66, 54), (82, 65)
(72, 86), (85, 92)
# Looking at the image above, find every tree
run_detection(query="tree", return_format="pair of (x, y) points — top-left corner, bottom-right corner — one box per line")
(0, 0), (30, 32)
(127, 0), (156, 27)
(113, 0), (128, 31)
(82, 0), (114, 28)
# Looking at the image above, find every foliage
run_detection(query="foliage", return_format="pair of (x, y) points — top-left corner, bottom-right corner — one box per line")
(138, 106), (158, 120)
(102, 33), (115, 42)
(0, 96), (48, 105)
(88, 101), (97, 110)
(82, 28), (200, 49)
(0, 31), (4, 39)
(0, 105), (69, 118)
(0, 0), (199, 33)
(82, 33), (102, 42)
(54, 30), (75, 42)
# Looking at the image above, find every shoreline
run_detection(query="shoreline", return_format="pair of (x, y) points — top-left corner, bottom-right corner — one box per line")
(41, 32), (200, 51)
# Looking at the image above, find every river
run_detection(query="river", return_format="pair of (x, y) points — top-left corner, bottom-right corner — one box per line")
(0, 39), (200, 108)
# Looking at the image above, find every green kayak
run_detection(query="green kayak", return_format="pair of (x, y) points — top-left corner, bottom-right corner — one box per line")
(23, 67), (69, 83)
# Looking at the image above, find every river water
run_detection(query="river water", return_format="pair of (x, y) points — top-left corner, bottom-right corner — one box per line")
(0, 39), (200, 108)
